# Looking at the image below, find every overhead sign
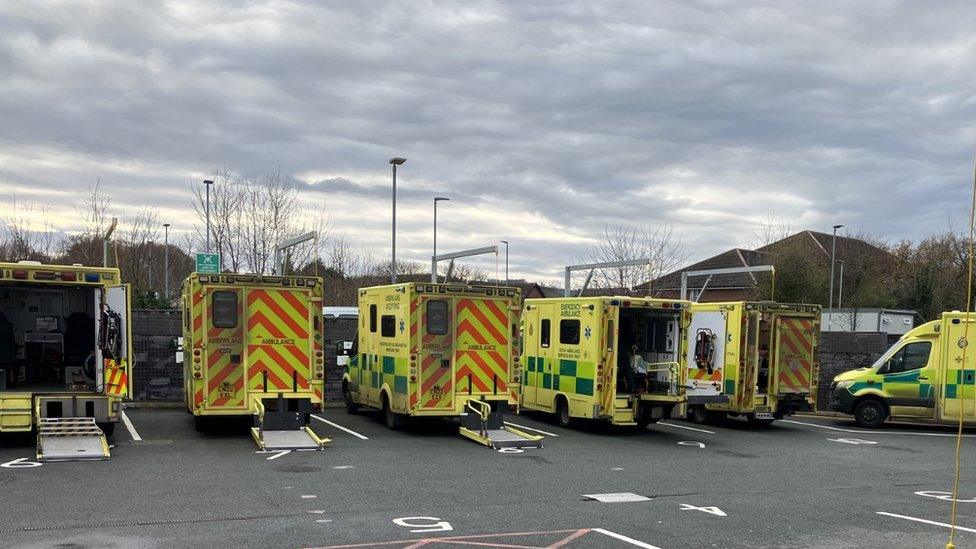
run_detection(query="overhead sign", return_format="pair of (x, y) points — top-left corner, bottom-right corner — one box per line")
(196, 253), (221, 274)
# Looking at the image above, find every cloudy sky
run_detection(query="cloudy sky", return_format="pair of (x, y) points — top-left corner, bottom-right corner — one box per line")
(1, 1), (975, 282)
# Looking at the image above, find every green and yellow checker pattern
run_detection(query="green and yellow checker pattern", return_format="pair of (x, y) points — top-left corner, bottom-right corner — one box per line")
(945, 368), (976, 400)
(526, 356), (595, 397)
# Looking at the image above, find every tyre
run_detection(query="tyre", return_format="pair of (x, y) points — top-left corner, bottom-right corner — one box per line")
(556, 397), (572, 428)
(97, 422), (116, 438)
(689, 405), (709, 424)
(344, 384), (359, 414)
(853, 398), (887, 428)
(383, 396), (402, 430)
(635, 405), (658, 429)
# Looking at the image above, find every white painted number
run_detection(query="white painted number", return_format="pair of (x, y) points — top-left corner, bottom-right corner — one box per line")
(678, 441), (705, 448)
(1, 457), (42, 469)
(828, 437), (877, 445)
(393, 516), (454, 533)
(915, 490), (976, 503)
(679, 503), (727, 517)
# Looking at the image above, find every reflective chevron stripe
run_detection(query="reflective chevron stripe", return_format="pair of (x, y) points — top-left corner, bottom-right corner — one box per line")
(777, 317), (814, 393)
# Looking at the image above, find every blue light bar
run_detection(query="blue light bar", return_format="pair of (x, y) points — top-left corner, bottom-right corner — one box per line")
(85, 273), (100, 282)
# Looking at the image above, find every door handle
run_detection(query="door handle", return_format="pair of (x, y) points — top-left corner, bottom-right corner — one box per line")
(917, 376), (929, 381)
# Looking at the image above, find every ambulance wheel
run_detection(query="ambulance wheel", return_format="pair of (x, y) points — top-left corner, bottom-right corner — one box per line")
(689, 405), (709, 424)
(383, 396), (402, 430)
(343, 385), (359, 414)
(635, 405), (657, 429)
(853, 398), (887, 428)
(556, 397), (573, 428)
(97, 422), (116, 438)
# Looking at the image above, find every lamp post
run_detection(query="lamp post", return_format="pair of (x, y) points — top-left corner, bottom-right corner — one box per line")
(389, 158), (406, 283)
(203, 179), (214, 252)
(102, 217), (118, 268)
(163, 223), (171, 300)
(432, 196), (449, 283)
(500, 240), (509, 285)
(828, 224), (844, 308)
(837, 260), (845, 308)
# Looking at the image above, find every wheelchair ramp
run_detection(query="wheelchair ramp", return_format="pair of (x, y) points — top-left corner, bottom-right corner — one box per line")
(37, 417), (110, 462)
(458, 407), (544, 449)
(251, 426), (327, 451)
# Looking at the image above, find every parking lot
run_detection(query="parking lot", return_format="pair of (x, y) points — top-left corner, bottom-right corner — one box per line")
(1, 409), (974, 549)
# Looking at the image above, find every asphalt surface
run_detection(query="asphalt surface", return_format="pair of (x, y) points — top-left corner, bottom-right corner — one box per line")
(0, 407), (974, 549)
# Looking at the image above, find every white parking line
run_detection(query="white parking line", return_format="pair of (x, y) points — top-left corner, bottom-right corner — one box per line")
(591, 527), (663, 548)
(658, 422), (715, 434)
(504, 421), (559, 437)
(267, 450), (290, 460)
(876, 511), (976, 534)
(119, 410), (142, 442)
(311, 415), (369, 440)
(783, 419), (975, 438)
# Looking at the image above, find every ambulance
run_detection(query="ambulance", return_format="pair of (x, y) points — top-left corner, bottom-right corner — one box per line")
(0, 261), (132, 461)
(181, 272), (329, 451)
(829, 311), (976, 428)
(686, 301), (820, 426)
(520, 296), (690, 428)
(343, 282), (542, 449)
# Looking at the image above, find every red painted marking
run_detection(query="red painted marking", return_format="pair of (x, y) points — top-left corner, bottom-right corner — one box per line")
(459, 300), (507, 344)
(482, 298), (510, 327)
(261, 345), (310, 389)
(279, 289), (310, 319)
(455, 364), (491, 392)
(207, 360), (239, 394)
(284, 343), (311, 366)
(251, 290), (309, 339)
(307, 528), (585, 549)
(248, 310), (289, 339)
(456, 319), (489, 345)
(460, 350), (507, 391)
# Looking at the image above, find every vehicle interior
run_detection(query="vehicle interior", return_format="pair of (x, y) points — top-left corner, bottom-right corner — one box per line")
(616, 307), (681, 396)
(756, 314), (772, 395)
(0, 285), (98, 392)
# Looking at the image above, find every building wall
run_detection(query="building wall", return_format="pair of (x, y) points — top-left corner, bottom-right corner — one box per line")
(815, 331), (890, 411)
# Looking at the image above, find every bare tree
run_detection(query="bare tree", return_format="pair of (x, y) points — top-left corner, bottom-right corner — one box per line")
(751, 212), (794, 248)
(1, 195), (60, 262)
(580, 224), (690, 294)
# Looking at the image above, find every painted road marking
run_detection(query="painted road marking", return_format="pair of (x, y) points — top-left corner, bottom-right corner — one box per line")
(680, 503), (727, 516)
(333, 465), (355, 469)
(1, 458), (42, 469)
(678, 440), (706, 448)
(827, 437), (877, 445)
(915, 491), (976, 503)
(503, 421), (559, 437)
(302, 495), (318, 499)
(393, 516), (453, 533)
(582, 493), (651, 503)
(591, 528), (664, 549)
(877, 511), (976, 534)
(120, 410), (142, 442)
(312, 415), (369, 440)
(658, 422), (715, 434)
(497, 447), (524, 454)
(267, 450), (291, 460)
(783, 419), (975, 438)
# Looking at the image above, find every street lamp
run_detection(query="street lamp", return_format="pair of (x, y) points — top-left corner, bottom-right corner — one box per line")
(102, 217), (118, 268)
(164, 223), (171, 300)
(432, 196), (450, 283)
(389, 157), (406, 283)
(829, 224), (844, 309)
(203, 179), (214, 252)
(837, 260), (846, 308)
(500, 240), (509, 285)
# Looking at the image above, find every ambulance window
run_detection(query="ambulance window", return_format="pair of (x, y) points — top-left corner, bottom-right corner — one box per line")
(369, 304), (377, 333)
(211, 291), (238, 329)
(885, 341), (931, 374)
(540, 319), (551, 348)
(560, 319), (580, 345)
(607, 320), (614, 351)
(381, 315), (396, 338)
(426, 300), (449, 335)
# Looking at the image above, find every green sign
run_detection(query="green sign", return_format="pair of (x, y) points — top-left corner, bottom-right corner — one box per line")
(196, 253), (221, 274)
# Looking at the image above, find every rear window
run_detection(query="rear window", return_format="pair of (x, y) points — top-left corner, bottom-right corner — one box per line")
(560, 319), (580, 345)
(381, 315), (396, 338)
(426, 300), (449, 335)
(369, 304), (377, 333)
(212, 291), (238, 329)
(540, 319), (551, 348)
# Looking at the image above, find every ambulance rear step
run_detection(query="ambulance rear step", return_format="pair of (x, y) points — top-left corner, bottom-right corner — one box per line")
(36, 417), (110, 462)
(458, 400), (543, 449)
(250, 395), (330, 452)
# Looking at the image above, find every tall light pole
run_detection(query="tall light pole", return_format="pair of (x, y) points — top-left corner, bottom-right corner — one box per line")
(828, 224), (844, 309)
(203, 179), (214, 252)
(102, 217), (117, 268)
(500, 240), (509, 285)
(389, 158), (406, 283)
(432, 196), (449, 283)
(837, 260), (845, 308)
(163, 223), (171, 300)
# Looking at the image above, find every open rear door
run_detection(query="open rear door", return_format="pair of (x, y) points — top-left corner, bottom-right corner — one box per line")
(686, 310), (727, 403)
(772, 316), (816, 397)
(102, 284), (132, 399)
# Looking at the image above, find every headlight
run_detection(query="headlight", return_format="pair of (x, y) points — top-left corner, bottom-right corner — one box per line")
(834, 380), (853, 390)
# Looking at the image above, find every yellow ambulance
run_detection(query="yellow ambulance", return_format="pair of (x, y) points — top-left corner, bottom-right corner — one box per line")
(686, 301), (820, 426)
(830, 311), (976, 427)
(0, 261), (132, 461)
(343, 282), (542, 449)
(520, 296), (690, 428)
(181, 272), (329, 451)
